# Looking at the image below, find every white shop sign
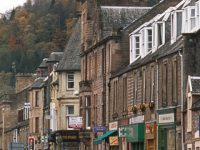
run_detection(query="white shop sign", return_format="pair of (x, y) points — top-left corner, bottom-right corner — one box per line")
(129, 115), (144, 124)
(158, 113), (174, 124)
(109, 121), (118, 130)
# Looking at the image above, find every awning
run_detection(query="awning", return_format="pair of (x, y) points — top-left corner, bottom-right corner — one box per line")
(93, 130), (117, 145)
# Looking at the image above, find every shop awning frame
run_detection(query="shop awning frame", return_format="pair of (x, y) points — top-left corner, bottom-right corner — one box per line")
(93, 130), (117, 144)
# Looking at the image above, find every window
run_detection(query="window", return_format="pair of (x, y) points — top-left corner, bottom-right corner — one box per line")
(94, 52), (98, 78)
(130, 34), (140, 63)
(85, 96), (91, 129)
(67, 73), (74, 89)
(150, 66), (155, 102)
(172, 59), (178, 104)
(147, 29), (152, 52)
(35, 91), (39, 107)
(66, 105), (74, 115)
(113, 80), (118, 112)
(196, 1), (200, 28)
(35, 117), (39, 133)
(187, 96), (192, 132)
(183, 7), (196, 33)
(191, 8), (196, 30)
(134, 72), (138, 103)
(171, 11), (183, 43)
(142, 68), (146, 103)
(162, 62), (168, 106)
(18, 109), (24, 122)
(122, 77), (127, 111)
(153, 22), (165, 50)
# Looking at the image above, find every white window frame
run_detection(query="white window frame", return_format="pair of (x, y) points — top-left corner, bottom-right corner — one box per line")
(145, 27), (153, 54)
(130, 35), (133, 63)
(183, 6), (196, 33)
(67, 73), (74, 90)
(66, 105), (75, 116)
(196, 1), (200, 29)
(171, 10), (183, 44)
(152, 21), (165, 51)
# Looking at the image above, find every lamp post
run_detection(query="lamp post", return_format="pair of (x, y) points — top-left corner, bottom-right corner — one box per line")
(2, 108), (4, 150)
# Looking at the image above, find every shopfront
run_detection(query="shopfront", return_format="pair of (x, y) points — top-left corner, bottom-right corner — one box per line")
(125, 123), (145, 150)
(49, 130), (80, 150)
(157, 108), (176, 150)
(145, 122), (157, 150)
(118, 118), (129, 150)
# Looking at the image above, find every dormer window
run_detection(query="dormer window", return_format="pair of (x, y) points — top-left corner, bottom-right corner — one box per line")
(196, 1), (200, 28)
(147, 28), (152, 52)
(171, 10), (183, 43)
(153, 22), (165, 51)
(140, 27), (152, 57)
(183, 6), (196, 33)
(130, 34), (140, 63)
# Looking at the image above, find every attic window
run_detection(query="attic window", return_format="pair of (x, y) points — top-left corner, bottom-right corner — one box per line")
(171, 10), (182, 44)
(183, 6), (196, 33)
(129, 34), (140, 63)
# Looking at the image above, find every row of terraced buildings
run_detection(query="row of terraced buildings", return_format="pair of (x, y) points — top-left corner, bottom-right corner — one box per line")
(1, 0), (200, 150)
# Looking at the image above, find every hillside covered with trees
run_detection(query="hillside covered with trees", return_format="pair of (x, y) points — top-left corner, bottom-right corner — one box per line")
(0, 0), (76, 72)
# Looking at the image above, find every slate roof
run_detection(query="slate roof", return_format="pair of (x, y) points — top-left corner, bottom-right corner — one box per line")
(30, 77), (45, 89)
(100, 6), (151, 39)
(190, 77), (200, 94)
(38, 58), (48, 68)
(56, 19), (81, 72)
(47, 52), (64, 63)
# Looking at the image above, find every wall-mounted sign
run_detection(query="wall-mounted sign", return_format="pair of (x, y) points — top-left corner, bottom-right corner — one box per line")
(129, 115), (144, 124)
(93, 125), (106, 133)
(119, 127), (127, 137)
(158, 113), (174, 124)
(68, 116), (83, 129)
(109, 136), (119, 146)
(109, 121), (118, 131)
(145, 122), (156, 139)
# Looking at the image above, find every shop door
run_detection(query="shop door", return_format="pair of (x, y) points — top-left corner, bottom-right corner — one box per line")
(131, 142), (144, 150)
(147, 139), (155, 150)
(158, 127), (167, 150)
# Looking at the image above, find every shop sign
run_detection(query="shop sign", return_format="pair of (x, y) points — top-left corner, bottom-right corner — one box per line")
(129, 115), (144, 124)
(68, 116), (83, 129)
(158, 113), (174, 124)
(119, 118), (129, 126)
(109, 121), (118, 130)
(119, 127), (127, 137)
(93, 125), (106, 133)
(109, 136), (119, 146)
(125, 123), (144, 142)
(145, 122), (156, 139)
(55, 130), (79, 142)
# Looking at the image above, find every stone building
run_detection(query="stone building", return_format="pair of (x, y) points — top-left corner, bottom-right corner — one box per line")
(48, 19), (81, 150)
(0, 73), (34, 150)
(77, 0), (161, 150)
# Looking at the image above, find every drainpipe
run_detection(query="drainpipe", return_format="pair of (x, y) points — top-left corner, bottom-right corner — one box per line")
(156, 59), (159, 111)
(178, 49), (184, 150)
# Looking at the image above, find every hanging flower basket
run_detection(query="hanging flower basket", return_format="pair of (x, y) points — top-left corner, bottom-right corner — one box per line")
(140, 103), (146, 112)
(132, 105), (138, 113)
(149, 101), (155, 110)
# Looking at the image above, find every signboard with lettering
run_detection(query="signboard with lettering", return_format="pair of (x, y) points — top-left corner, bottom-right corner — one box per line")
(129, 115), (144, 124)
(68, 116), (83, 129)
(158, 113), (174, 124)
(145, 122), (156, 139)
(93, 125), (106, 133)
(109, 136), (119, 146)
(55, 130), (79, 142)
(109, 121), (118, 131)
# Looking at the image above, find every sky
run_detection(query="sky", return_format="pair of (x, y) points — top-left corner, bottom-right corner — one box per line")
(0, 0), (27, 14)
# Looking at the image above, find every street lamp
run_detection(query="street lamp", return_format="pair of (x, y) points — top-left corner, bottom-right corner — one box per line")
(2, 108), (4, 150)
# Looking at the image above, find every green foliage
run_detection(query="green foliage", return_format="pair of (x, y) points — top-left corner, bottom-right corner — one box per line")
(0, 0), (76, 73)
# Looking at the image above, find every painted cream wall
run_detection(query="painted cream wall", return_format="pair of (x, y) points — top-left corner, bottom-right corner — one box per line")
(57, 71), (81, 130)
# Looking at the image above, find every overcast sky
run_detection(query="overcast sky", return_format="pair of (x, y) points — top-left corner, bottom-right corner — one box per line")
(0, 0), (26, 13)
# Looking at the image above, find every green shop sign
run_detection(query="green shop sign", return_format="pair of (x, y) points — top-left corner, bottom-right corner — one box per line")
(124, 123), (144, 143)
